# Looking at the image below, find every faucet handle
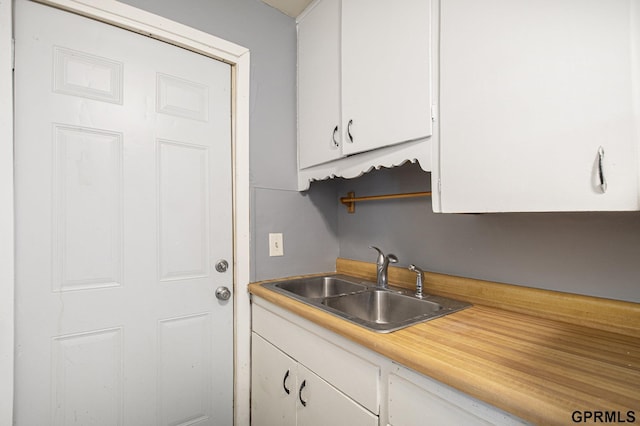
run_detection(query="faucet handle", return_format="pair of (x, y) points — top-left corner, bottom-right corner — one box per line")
(370, 246), (399, 265)
(370, 246), (398, 289)
(408, 264), (424, 299)
(369, 246), (384, 265)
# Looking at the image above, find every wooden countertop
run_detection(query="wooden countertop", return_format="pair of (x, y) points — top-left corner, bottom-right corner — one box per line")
(248, 259), (640, 425)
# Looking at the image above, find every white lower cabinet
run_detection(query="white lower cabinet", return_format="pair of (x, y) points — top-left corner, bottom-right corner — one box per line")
(252, 333), (377, 426)
(251, 297), (529, 426)
(296, 364), (377, 426)
(388, 364), (529, 426)
(251, 298), (380, 425)
(251, 333), (297, 426)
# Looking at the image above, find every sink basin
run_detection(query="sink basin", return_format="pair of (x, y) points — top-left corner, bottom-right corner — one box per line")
(322, 290), (442, 325)
(263, 274), (471, 333)
(273, 276), (368, 299)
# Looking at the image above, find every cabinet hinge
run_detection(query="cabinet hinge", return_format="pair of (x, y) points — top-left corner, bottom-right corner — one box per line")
(431, 104), (437, 122)
(437, 178), (442, 194)
(11, 38), (15, 70)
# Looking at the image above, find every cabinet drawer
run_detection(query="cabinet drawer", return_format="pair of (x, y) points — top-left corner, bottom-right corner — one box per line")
(253, 302), (380, 414)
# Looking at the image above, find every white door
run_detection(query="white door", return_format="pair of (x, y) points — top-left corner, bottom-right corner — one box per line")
(14, 1), (233, 425)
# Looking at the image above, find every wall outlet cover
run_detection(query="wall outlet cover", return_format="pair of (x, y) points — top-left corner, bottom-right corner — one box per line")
(269, 233), (284, 257)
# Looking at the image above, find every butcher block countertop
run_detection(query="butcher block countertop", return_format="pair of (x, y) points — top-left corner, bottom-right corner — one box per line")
(248, 258), (640, 426)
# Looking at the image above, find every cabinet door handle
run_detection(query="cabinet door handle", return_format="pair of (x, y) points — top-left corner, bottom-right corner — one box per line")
(598, 146), (607, 193)
(298, 380), (307, 407)
(282, 369), (291, 395)
(347, 119), (354, 143)
(332, 125), (339, 148)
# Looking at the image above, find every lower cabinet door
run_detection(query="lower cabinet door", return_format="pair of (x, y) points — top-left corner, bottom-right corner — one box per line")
(251, 333), (297, 426)
(296, 364), (378, 426)
(388, 365), (528, 426)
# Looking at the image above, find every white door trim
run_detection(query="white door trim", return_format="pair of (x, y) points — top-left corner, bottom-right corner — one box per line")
(0, 1), (15, 424)
(0, 1), (252, 424)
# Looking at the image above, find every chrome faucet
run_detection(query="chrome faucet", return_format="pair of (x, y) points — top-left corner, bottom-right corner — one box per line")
(408, 264), (425, 299)
(369, 246), (398, 289)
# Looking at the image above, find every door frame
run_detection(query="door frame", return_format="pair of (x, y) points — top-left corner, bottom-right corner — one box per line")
(0, 1), (252, 424)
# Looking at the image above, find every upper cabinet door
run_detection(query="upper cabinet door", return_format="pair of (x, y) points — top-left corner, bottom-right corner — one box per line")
(341, 0), (433, 156)
(437, 0), (640, 212)
(298, 0), (342, 169)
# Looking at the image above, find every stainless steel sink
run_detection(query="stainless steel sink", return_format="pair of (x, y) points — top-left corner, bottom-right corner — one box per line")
(322, 290), (442, 324)
(274, 276), (368, 298)
(263, 274), (471, 333)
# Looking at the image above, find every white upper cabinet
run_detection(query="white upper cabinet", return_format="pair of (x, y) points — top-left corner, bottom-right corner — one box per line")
(434, 0), (640, 212)
(341, 0), (432, 156)
(297, 0), (341, 169)
(297, 0), (433, 190)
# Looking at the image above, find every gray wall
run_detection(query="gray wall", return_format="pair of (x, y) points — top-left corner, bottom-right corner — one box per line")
(253, 186), (338, 279)
(334, 163), (640, 303)
(118, 0), (339, 281)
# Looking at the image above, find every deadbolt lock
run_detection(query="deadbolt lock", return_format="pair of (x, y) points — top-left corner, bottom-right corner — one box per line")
(215, 259), (229, 273)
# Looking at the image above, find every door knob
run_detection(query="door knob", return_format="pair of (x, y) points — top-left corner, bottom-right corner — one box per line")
(215, 286), (231, 301)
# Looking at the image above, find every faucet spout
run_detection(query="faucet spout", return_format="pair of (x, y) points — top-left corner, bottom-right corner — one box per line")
(369, 246), (398, 289)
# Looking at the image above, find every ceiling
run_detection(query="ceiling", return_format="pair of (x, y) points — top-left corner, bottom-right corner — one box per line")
(260, 0), (314, 17)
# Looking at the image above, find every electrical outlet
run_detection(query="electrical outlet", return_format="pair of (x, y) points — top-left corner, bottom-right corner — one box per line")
(269, 233), (284, 257)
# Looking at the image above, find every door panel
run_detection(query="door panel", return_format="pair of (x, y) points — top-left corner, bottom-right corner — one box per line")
(51, 328), (124, 426)
(52, 124), (123, 291)
(14, 1), (233, 424)
(158, 140), (210, 281)
(158, 313), (213, 425)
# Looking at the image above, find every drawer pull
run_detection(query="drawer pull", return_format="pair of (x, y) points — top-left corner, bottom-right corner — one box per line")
(347, 119), (354, 143)
(299, 380), (307, 407)
(598, 146), (607, 193)
(332, 125), (339, 148)
(282, 369), (291, 395)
